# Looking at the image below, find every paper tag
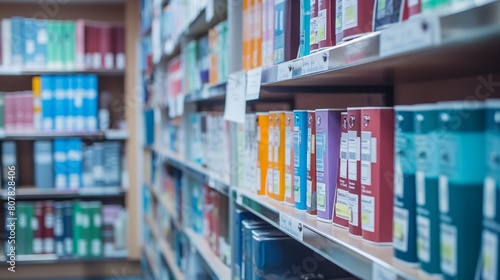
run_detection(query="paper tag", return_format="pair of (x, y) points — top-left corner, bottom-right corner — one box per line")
(317, 9), (327, 41)
(440, 223), (457, 276)
(393, 207), (409, 252)
(317, 182), (326, 211)
(285, 127), (292, 165)
(482, 230), (498, 280)
(416, 171), (426, 206)
(306, 180), (312, 207)
(372, 263), (397, 280)
(361, 195), (375, 232)
(417, 215), (431, 262)
(340, 132), (348, 178)
(206, 0), (214, 21)
(176, 94), (185, 116)
(267, 169), (274, 194)
(439, 175), (449, 213)
(484, 176), (496, 219)
(335, 189), (350, 219)
(273, 169), (280, 195)
(348, 131), (359, 180)
(342, 0), (358, 30)
(348, 193), (359, 226)
(279, 213), (304, 241)
(105, 53), (114, 69)
(26, 40), (35, 55)
(224, 71), (247, 124)
(380, 14), (441, 57)
(277, 62), (293, 81)
(285, 173), (293, 198)
(246, 67), (262, 100)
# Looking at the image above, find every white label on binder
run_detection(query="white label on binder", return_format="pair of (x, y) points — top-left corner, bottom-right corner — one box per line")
(279, 213), (304, 241)
(484, 176), (496, 219)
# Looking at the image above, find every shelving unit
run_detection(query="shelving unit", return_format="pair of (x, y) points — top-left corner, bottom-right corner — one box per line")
(145, 214), (185, 280)
(0, 129), (128, 140)
(0, 0), (142, 278)
(149, 144), (421, 279)
(144, 174), (232, 279)
(0, 187), (126, 199)
(141, 0), (500, 279)
(259, 3), (500, 88)
(0, 69), (125, 76)
(184, 227), (231, 280)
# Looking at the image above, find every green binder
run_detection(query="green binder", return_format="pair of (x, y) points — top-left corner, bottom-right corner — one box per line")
(89, 201), (103, 257)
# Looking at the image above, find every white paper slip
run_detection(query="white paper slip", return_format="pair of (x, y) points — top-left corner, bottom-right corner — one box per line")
(246, 67), (262, 100)
(279, 212), (304, 241)
(380, 13), (441, 57)
(206, 0), (214, 22)
(277, 62), (293, 81)
(176, 94), (185, 117)
(224, 71), (247, 124)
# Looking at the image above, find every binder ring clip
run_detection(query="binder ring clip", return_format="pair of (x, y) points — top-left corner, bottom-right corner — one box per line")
(349, 115), (355, 128)
(363, 114), (370, 127)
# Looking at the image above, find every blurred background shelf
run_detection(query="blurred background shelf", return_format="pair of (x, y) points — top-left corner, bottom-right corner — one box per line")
(0, 130), (128, 140)
(0, 187), (126, 199)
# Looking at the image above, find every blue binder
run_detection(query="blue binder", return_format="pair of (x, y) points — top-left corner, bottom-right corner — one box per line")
(294, 110), (308, 210)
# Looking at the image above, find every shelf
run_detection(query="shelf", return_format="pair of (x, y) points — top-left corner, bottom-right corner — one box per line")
(0, 129), (128, 140)
(184, 227), (231, 280)
(143, 247), (159, 279)
(145, 214), (185, 280)
(1, 187), (126, 200)
(154, 147), (230, 196)
(233, 188), (425, 280)
(0, 68), (125, 76)
(0, 254), (128, 264)
(0, 0), (125, 3)
(184, 82), (227, 103)
(146, 181), (183, 229)
(161, 0), (227, 62)
(145, 180), (230, 280)
(260, 1), (500, 89)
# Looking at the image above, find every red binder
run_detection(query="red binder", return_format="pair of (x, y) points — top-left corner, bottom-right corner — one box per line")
(347, 108), (362, 236)
(360, 107), (394, 244)
(33, 201), (44, 254)
(333, 112), (350, 228)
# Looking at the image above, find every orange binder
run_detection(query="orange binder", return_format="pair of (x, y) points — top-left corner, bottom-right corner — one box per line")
(253, 0), (262, 68)
(209, 27), (218, 84)
(257, 113), (269, 195)
(267, 112), (276, 199)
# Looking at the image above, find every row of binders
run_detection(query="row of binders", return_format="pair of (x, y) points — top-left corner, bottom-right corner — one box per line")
(0, 18), (125, 70)
(244, 0), (485, 69)
(0, 75), (99, 132)
(3, 201), (127, 258)
(1, 140), (122, 190)
(235, 100), (497, 280)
